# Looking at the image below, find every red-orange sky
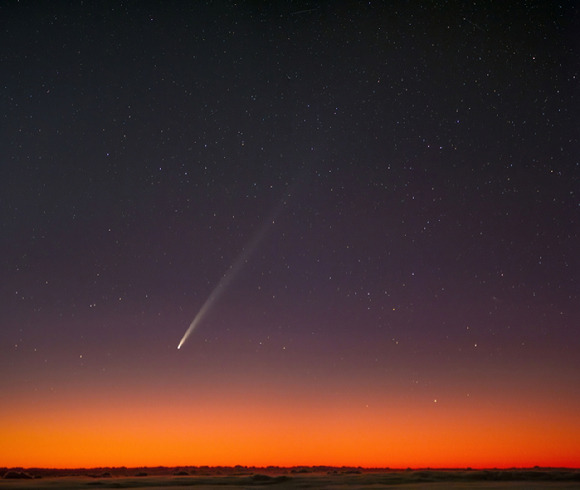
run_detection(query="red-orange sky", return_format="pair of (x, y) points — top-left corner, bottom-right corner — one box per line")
(2, 1), (579, 470)
(3, 344), (580, 468)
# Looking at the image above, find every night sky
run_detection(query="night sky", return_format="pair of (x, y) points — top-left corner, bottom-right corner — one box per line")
(1, 1), (579, 468)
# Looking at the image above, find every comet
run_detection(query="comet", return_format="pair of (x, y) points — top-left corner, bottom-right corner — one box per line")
(177, 182), (298, 350)
(176, 226), (264, 350)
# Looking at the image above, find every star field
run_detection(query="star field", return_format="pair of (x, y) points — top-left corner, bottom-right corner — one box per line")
(1, 1), (579, 468)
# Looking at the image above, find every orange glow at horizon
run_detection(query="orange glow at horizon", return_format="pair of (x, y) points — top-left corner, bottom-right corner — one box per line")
(2, 387), (580, 469)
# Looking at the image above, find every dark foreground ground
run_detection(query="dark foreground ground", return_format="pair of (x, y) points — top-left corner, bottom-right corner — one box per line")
(2, 467), (580, 489)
